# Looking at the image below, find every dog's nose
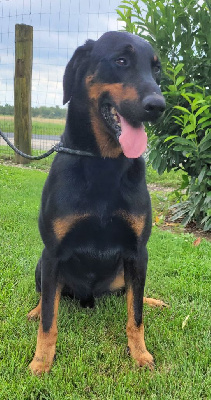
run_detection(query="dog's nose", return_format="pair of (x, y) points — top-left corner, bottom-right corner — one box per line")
(142, 94), (166, 119)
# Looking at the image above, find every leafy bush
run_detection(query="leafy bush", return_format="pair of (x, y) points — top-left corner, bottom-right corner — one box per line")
(117, 0), (211, 230)
(117, 0), (211, 87)
(150, 66), (211, 230)
(164, 70), (211, 230)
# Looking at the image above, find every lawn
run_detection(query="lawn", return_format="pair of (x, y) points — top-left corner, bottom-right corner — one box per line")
(0, 164), (210, 399)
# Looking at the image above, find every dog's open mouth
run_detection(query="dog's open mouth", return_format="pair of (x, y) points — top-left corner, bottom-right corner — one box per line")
(101, 104), (122, 139)
(101, 104), (147, 158)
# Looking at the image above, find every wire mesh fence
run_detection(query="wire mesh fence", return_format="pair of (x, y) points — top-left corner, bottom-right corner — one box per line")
(0, 0), (124, 165)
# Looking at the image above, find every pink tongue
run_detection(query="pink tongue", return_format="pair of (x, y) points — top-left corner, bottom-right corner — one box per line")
(118, 115), (147, 158)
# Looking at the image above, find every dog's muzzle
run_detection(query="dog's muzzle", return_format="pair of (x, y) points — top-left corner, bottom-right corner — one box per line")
(142, 94), (166, 121)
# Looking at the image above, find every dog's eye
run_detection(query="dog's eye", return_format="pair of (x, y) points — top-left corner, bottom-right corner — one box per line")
(154, 65), (161, 74)
(115, 57), (128, 66)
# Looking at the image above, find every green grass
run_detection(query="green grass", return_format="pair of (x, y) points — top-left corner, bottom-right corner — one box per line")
(146, 164), (184, 188)
(0, 164), (210, 399)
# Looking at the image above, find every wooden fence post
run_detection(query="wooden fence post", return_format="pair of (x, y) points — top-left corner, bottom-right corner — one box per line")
(14, 24), (33, 164)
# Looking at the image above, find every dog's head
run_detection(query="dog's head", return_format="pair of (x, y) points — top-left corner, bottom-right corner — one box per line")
(63, 31), (165, 158)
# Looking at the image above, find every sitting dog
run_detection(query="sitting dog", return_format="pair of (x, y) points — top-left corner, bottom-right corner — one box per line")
(28, 31), (166, 375)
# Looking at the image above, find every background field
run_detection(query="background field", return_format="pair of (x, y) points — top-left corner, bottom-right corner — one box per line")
(0, 115), (65, 136)
(0, 116), (66, 166)
(0, 164), (210, 400)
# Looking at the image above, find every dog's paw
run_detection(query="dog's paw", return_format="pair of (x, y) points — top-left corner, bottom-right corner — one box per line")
(127, 346), (154, 370)
(29, 358), (51, 376)
(27, 306), (41, 321)
(136, 350), (154, 370)
(144, 297), (169, 308)
(80, 296), (95, 308)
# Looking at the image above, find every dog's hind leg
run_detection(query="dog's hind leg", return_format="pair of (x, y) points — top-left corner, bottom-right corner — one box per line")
(80, 295), (95, 308)
(27, 258), (42, 320)
(27, 297), (41, 320)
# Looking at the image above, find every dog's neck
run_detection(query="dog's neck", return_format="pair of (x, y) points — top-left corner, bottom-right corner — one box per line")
(61, 99), (100, 156)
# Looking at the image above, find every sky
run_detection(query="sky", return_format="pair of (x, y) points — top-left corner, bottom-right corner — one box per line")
(0, 0), (125, 107)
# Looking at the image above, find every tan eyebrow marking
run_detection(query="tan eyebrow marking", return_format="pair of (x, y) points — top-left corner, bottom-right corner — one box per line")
(86, 76), (138, 103)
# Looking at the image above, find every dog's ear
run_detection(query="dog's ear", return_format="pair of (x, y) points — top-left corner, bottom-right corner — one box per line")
(63, 39), (95, 105)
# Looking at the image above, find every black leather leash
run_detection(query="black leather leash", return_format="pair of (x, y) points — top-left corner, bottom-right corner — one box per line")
(0, 129), (96, 159)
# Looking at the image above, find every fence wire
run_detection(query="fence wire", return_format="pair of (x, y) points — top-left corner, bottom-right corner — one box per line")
(0, 0), (124, 164)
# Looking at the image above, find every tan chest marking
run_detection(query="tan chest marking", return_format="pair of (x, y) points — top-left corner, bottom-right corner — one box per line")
(53, 214), (90, 241)
(53, 211), (145, 242)
(115, 210), (146, 237)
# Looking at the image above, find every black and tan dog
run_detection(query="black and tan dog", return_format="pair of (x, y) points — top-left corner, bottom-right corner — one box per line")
(28, 31), (166, 375)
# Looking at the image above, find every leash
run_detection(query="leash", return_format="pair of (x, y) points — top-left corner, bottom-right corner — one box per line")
(0, 129), (96, 159)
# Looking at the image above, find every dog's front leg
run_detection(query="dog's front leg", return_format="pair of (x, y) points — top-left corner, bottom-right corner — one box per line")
(124, 249), (154, 369)
(29, 251), (61, 375)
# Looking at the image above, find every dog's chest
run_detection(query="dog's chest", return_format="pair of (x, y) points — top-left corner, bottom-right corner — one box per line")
(52, 160), (146, 241)
(41, 157), (150, 259)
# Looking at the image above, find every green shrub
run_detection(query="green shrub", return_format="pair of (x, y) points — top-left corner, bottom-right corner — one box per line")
(117, 0), (211, 86)
(165, 72), (211, 230)
(150, 67), (211, 230)
(117, 0), (211, 230)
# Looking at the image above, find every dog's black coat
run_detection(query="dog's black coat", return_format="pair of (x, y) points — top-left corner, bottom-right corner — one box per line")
(30, 31), (165, 372)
